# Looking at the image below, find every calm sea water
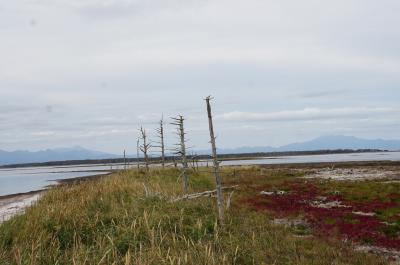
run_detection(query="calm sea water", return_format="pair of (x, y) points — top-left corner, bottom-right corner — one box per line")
(218, 151), (400, 166)
(1, 152), (399, 196)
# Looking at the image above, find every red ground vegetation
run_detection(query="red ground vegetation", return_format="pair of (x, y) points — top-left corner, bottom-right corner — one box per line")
(245, 180), (400, 250)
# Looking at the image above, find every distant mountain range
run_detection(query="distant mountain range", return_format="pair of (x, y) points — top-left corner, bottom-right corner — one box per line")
(215, 135), (400, 154)
(0, 146), (116, 166)
(1, 135), (400, 166)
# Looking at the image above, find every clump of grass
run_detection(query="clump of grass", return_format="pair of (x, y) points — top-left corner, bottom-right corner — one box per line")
(0, 167), (386, 264)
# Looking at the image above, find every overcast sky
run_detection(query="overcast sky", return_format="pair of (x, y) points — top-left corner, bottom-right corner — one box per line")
(1, 0), (399, 154)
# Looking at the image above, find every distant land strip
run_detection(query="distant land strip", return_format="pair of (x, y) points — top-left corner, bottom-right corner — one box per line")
(0, 149), (385, 169)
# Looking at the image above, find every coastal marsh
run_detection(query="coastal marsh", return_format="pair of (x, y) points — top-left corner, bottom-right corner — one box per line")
(0, 166), (394, 264)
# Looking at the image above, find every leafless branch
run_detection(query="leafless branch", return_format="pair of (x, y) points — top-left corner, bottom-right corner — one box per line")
(139, 126), (151, 172)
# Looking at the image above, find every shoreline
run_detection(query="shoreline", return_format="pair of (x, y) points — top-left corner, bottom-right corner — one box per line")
(0, 189), (44, 201)
(53, 171), (113, 185)
(257, 160), (400, 169)
(1, 160), (399, 225)
(0, 172), (112, 224)
(0, 190), (43, 224)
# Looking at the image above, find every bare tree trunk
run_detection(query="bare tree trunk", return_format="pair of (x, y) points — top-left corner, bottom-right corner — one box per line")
(139, 127), (150, 172)
(171, 116), (189, 193)
(136, 138), (140, 170)
(205, 96), (224, 225)
(156, 117), (166, 169)
(123, 149), (127, 170)
(179, 116), (189, 193)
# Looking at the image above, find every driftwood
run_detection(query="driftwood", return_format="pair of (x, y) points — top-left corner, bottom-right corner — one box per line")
(260, 190), (286, 196)
(170, 185), (239, 203)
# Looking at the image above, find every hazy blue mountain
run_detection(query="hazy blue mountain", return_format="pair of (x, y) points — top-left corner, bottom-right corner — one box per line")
(278, 135), (400, 152)
(214, 135), (400, 154)
(0, 146), (117, 166)
(1, 135), (400, 165)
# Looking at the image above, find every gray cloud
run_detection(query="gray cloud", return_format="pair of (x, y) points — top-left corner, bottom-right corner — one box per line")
(297, 89), (348, 99)
(0, 0), (399, 152)
(215, 107), (400, 123)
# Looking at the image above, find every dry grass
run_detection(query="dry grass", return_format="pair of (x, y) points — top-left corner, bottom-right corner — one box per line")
(0, 167), (388, 264)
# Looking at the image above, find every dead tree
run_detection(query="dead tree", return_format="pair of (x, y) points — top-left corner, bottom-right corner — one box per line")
(123, 149), (127, 170)
(171, 116), (189, 193)
(136, 138), (140, 170)
(205, 96), (224, 224)
(190, 152), (199, 172)
(139, 127), (151, 172)
(155, 117), (166, 169)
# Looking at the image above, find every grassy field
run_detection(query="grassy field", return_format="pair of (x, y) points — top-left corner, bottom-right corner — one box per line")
(0, 166), (391, 264)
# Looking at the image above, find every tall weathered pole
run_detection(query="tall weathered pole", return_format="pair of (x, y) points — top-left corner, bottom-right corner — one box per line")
(205, 96), (224, 224)
(171, 116), (189, 193)
(156, 117), (166, 169)
(179, 116), (188, 193)
(123, 149), (127, 170)
(136, 138), (140, 170)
